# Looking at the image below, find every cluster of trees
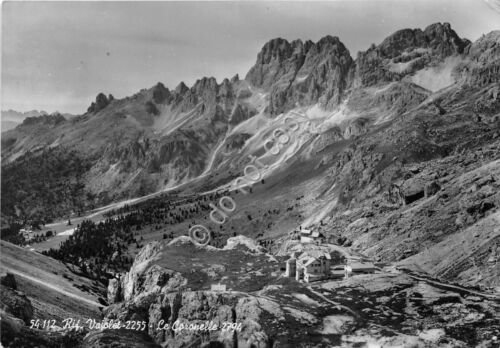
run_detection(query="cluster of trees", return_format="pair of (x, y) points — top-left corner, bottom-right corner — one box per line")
(103, 191), (229, 228)
(43, 218), (138, 282)
(40, 191), (234, 280)
(40, 190), (257, 282)
(27, 234), (50, 244)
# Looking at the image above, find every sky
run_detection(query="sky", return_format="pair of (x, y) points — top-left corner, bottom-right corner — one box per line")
(1, 0), (499, 115)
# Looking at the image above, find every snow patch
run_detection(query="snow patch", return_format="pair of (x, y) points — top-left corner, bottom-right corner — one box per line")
(292, 293), (321, 307)
(318, 315), (354, 334)
(419, 328), (445, 342)
(223, 235), (266, 254)
(284, 306), (318, 324)
(410, 56), (462, 92)
(254, 297), (284, 318)
(388, 60), (414, 73)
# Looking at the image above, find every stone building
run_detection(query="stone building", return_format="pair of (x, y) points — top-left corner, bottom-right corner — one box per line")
(285, 250), (331, 282)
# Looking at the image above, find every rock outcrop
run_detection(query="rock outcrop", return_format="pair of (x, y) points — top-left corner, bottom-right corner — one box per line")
(87, 92), (112, 113)
(1, 272), (17, 290)
(354, 22), (469, 88)
(0, 283), (33, 325)
(460, 30), (500, 87)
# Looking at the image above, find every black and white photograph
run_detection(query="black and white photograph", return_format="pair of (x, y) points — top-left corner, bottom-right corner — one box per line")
(1, 0), (500, 347)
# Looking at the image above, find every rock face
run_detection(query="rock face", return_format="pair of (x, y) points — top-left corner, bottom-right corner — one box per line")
(354, 22), (468, 87)
(0, 284), (33, 325)
(109, 241), (187, 303)
(107, 277), (122, 304)
(151, 82), (172, 104)
(378, 22), (468, 58)
(104, 289), (272, 348)
(1, 272), (17, 290)
(460, 30), (500, 87)
(246, 36), (354, 114)
(103, 240), (277, 347)
(2, 22), (497, 222)
(87, 92), (112, 113)
(101, 237), (500, 348)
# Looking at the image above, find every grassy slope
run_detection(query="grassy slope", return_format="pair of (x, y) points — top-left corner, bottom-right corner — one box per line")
(0, 241), (104, 322)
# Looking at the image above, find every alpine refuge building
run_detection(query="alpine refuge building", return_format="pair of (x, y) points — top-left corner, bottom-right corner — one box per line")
(285, 250), (331, 282)
(299, 229), (325, 244)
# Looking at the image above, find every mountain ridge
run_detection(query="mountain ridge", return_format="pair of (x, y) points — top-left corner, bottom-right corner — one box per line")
(2, 22), (495, 219)
(1, 23), (499, 269)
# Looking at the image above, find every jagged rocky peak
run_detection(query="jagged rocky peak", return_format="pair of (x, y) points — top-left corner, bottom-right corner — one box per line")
(467, 30), (500, 62)
(315, 35), (343, 50)
(189, 76), (236, 105)
(354, 22), (470, 87)
(256, 37), (297, 63)
(245, 37), (312, 89)
(460, 30), (500, 87)
(219, 78), (233, 98)
(423, 22), (469, 55)
(151, 82), (171, 104)
(192, 76), (219, 95)
(174, 81), (189, 95)
(230, 73), (239, 83)
(246, 34), (354, 114)
(300, 35), (353, 70)
(87, 92), (112, 113)
(377, 22), (468, 58)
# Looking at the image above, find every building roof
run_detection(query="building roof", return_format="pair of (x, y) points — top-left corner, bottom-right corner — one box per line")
(300, 229), (312, 235)
(300, 250), (331, 260)
(300, 257), (317, 267)
(311, 231), (324, 238)
(211, 283), (226, 291)
(297, 250), (332, 267)
(349, 262), (377, 271)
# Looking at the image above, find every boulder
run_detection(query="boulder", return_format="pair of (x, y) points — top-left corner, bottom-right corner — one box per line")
(424, 181), (441, 197)
(1, 273), (17, 290)
(0, 285), (34, 324)
(107, 277), (122, 304)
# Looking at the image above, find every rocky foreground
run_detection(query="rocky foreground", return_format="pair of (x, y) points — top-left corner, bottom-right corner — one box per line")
(98, 238), (500, 347)
(1, 237), (499, 347)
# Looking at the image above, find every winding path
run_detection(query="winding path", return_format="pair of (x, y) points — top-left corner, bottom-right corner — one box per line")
(400, 268), (500, 301)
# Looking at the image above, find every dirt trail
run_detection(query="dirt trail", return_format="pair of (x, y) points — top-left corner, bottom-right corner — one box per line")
(2, 266), (102, 308)
(400, 269), (500, 301)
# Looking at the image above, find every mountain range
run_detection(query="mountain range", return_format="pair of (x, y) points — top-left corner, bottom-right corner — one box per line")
(1, 109), (76, 132)
(2, 21), (499, 279)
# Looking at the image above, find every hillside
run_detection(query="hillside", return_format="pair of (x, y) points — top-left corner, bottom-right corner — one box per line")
(0, 241), (105, 347)
(2, 23), (489, 219)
